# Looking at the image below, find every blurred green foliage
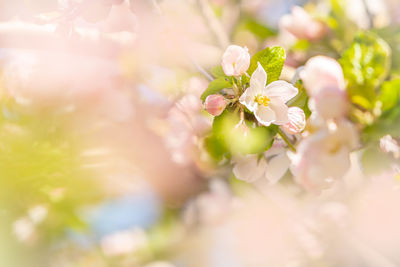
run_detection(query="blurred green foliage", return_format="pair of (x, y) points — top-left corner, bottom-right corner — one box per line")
(340, 32), (391, 109)
(0, 100), (101, 266)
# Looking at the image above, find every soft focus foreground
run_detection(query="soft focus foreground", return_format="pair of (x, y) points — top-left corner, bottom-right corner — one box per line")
(1, 0), (400, 266)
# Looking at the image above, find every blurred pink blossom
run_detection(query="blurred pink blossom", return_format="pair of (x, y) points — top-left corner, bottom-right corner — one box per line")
(300, 56), (346, 96)
(310, 86), (349, 120)
(280, 6), (327, 41)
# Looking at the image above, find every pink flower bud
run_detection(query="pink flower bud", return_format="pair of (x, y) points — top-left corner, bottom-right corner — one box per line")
(283, 107), (306, 134)
(280, 6), (327, 41)
(300, 56), (345, 96)
(205, 94), (227, 116)
(311, 86), (349, 120)
(221, 45), (250, 76)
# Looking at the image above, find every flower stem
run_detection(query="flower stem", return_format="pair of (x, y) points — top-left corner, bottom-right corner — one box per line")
(278, 128), (296, 152)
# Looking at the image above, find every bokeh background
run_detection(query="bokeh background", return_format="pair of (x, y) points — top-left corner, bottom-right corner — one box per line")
(0, 0), (400, 266)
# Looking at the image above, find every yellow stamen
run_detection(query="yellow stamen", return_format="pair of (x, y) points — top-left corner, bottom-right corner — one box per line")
(254, 94), (271, 107)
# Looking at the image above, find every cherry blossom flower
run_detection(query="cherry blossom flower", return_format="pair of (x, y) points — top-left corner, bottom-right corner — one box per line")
(221, 45), (251, 76)
(280, 6), (327, 41)
(239, 63), (298, 126)
(205, 94), (227, 116)
(283, 106), (306, 134)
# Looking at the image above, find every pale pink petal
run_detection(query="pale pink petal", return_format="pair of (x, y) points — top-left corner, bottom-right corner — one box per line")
(250, 62), (267, 91)
(300, 56), (345, 95)
(264, 81), (298, 103)
(254, 105), (276, 126)
(268, 97), (289, 125)
(235, 47), (251, 74)
(233, 154), (267, 183)
(265, 153), (290, 184)
(221, 45), (250, 76)
(312, 86), (349, 119)
(283, 106), (306, 134)
(205, 94), (227, 116)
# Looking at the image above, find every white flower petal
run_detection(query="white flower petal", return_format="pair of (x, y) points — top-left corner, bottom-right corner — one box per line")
(265, 153), (290, 184)
(269, 97), (289, 125)
(254, 105), (276, 126)
(250, 63), (267, 91)
(239, 88), (257, 112)
(233, 154), (266, 183)
(264, 81), (298, 103)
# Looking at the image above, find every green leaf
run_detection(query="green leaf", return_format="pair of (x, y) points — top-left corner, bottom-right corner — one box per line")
(340, 32), (391, 109)
(378, 79), (400, 112)
(200, 77), (231, 102)
(244, 46), (286, 85)
(210, 65), (225, 78)
(211, 110), (277, 156)
(236, 17), (276, 39)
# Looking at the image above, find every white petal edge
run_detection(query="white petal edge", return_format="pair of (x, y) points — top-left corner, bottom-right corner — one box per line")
(239, 88), (257, 112)
(264, 80), (298, 103)
(250, 62), (267, 92)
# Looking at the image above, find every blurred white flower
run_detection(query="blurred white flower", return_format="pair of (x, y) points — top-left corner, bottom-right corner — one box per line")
(28, 205), (48, 225)
(280, 6), (327, 41)
(221, 45), (250, 76)
(290, 120), (358, 191)
(205, 94), (227, 116)
(380, 135), (400, 158)
(283, 107), (306, 134)
(233, 154), (267, 183)
(240, 63), (298, 126)
(100, 228), (148, 256)
(144, 262), (176, 267)
(233, 142), (290, 184)
(13, 217), (35, 243)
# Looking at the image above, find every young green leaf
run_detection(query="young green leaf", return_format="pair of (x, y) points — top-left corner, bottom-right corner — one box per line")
(200, 77), (231, 102)
(244, 46), (286, 85)
(210, 65), (226, 78)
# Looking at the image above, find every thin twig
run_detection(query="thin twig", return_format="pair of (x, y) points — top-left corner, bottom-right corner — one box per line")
(197, 0), (230, 49)
(147, 1), (214, 81)
(361, 0), (373, 29)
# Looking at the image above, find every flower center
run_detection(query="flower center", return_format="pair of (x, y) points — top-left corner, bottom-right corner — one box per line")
(254, 94), (271, 107)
